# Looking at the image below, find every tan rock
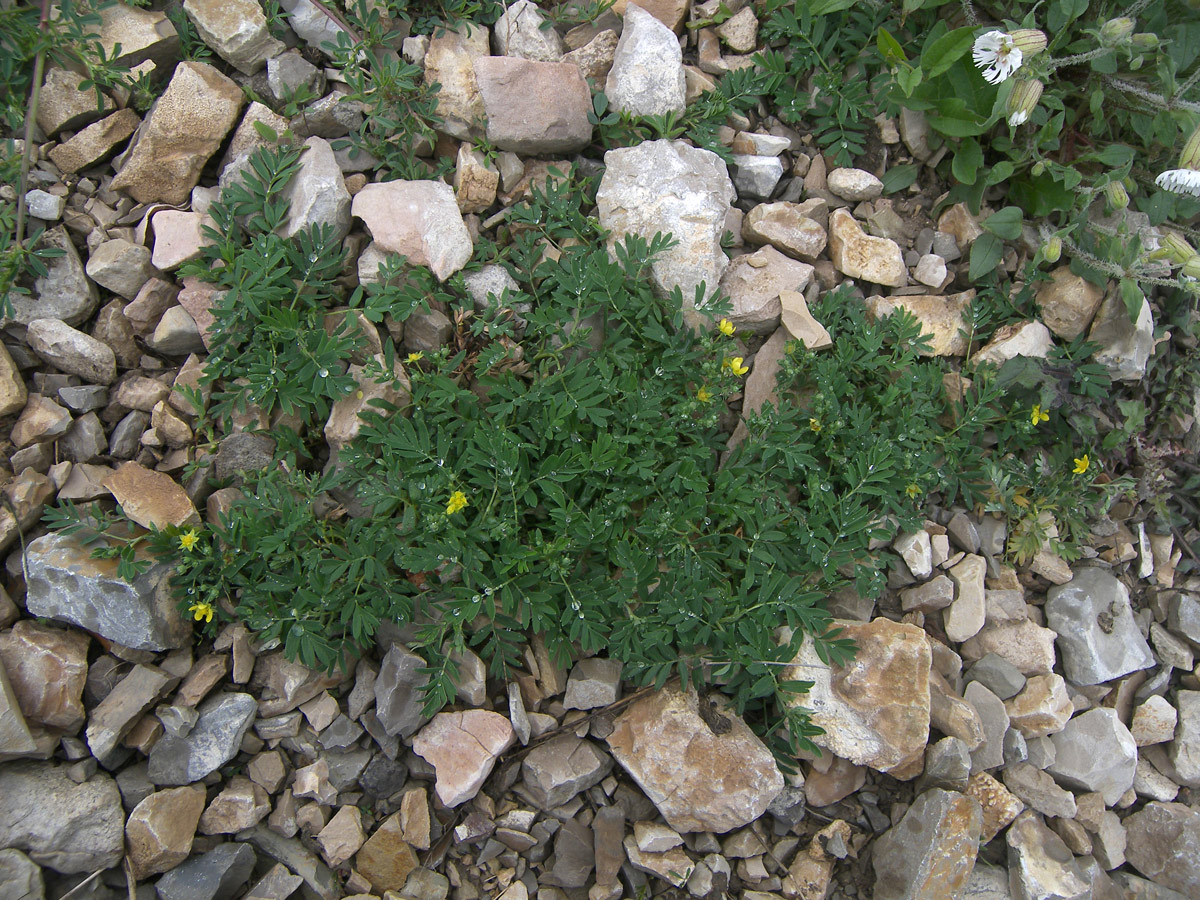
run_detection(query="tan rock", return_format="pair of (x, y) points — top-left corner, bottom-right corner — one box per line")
(36, 67), (115, 137)
(872, 788), (982, 900)
(945, 553), (987, 643)
(399, 787), (431, 850)
(783, 819), (851, 900)
(784, 618), (930, 777)
(1036, 266), (1106, 341)
(929, 668), (985, 751)
(317, 805), (365, 867)
(960, 619), (1057, 676)
(727, 327), (788, 452)
(865, 291), (974, 357)
(937, 203), (984, 249)
(10, 394), (72, 448)
(474, 57), (593, 155)
(1132, 695), (1177, 746)
(86, 663), (178, 764)
(1004, 673), (1073, 738)
(0, 656), (39, 761)
(183, 0), (283, 74)
(151, 400), (193, 449)
(0, 343), (27, 417)
(453, 144), (499, 214)
(0, 621), (89, 732)
(606, 687), (784, 832)
(199, 775), (271, 834)
(48, 109), (141, 174)
(563, 29), (618, 82)
(355, 811), (421, 893)
(26, 318), (118, 384)
(324, 356), (412, 456)
(412, 710), (515, 807)
(103, 461), (201, 530)
(829, 208), (907, 287)
(150, 210), (211, 270)
(126, 785), (206, 879)
(424, 25), (489, 141)
(611, 0), (688, 32)
(803, 755), (866, 807)
(718, 245), (813, 335)
(742, 202), (827, 262)
(779, 289), (831, 349)
(111, 61), (244, 205)
(97, 3), (180, 69)
(622, 836), (692, 886)
(965, 772), (1024, 843)
(352, 181), (473, 282)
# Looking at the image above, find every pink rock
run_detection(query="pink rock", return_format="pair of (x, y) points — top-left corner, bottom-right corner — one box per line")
(151, 210), (210, 270)
(177, 277), (220, 349)
(412, 710), (515, 807)
(351, 181), (473, 282)
(473, 57), (593, 155)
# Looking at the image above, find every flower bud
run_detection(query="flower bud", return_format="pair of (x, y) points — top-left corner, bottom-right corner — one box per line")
(1031, 160), (1046, 177)
(1184, 255), (1200, 279)
(1163, 232), (1199, 264)
(1043, 236), (1062, 262)
(1181, 122), (1200, 171)
(1105, 181), (1129, 209)
(1009, 29), (1048, 57)
(1132, 33), (1159, 51)
(1007, 79), (1044, 126)
(1099, 17), (1135, 46)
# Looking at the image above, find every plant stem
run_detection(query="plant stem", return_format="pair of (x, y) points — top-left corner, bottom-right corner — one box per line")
(15, 0), (51, 250)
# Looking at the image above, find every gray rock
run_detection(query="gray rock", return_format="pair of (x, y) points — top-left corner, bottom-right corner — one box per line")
(278, 0), (349, 56)
(1045, 567), (1154, 685)
(86, 663), (178, 765)
(294, 92), (363, 139)
(1168, 592), (1200, 647)
(279, 137), (351, 242)
(1112, 872), (1190, 900)
(546, 817), (594, 888)
(962, 864), (1011, 899)
(918, 736), (972, 792)
(360, 754), (407, 799)
(25, 189), (64, 221)
(564, 657), (622, 709)
(374, 643), (431, 739)
(85, 237), (157, 300)
(508, 682), (531, 745)
(215, 432), (275, 480)
(183, 0), (283, 74)
(58, 384), (106, 412)
(605, 4), (685, 117)
(25, 530), (188, 651)
(148, 692), (258, 785)
(1170, 690), (1200, 785)
(266, 50), (324, 104)
(900, 575), (955, 613)
(1048, 708), (1137, 805)
(243, 864), (305, 900)
(946, 512), (980, 553)
(1006, 810), (1090, 900)
(964, 680), (1008, 773)
(109, 409), (149, 458)
(16, 226), (100, 326)
(26, 318), (117, 384)
(60, 411), (107, 463)
(967, 654), (1026, 700)
(1089, 285), (1154, 381)
(872, 789), (982, 900)
(596, 140), (734, 330)
(1124, 802), (1200, 897)
(237, 825), (340, 900)
(1149, 622), (1193, 669)
(0, 848), (44, 900)
(731, 155), (784, 201)
(473, 57), (593, 155)
(155, 842), (257, 900)
(521, 734), (613, 809)
(0, 762), (124, 874)
(493, 0), (563, 60)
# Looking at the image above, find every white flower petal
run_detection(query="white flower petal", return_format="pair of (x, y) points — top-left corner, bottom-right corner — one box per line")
(1009, 110), (1029, 126)
(972, 30), (1022, 83)
(1156, 169), (1200, 197)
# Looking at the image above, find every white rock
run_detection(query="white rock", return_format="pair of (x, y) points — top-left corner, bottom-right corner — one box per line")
(972, 320), (1054, 368)
(25, 190), (64, 221)
(827, 168), (883, 201)
(731, 155), (784, 201)
(351, 180), (473, 282)
(183, 0), (283, 74)
(279, 136), (351, 242)
(829, 209), (907, 287)
(493, 0), (563, 61)
(605, 4), (685, 117)
(27, 318), (117, 385)
(913, 254), (947, 288)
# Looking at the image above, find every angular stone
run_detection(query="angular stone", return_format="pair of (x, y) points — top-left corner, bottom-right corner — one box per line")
(1003, 762), (1077, 819)
(12, 226), (99, 327)
(605, 4), (685, 117)
(731, 154), (784, 201)
(1005, 674), (1073, 739)
(424, 25), (489, 141)
(278, 0), (349, 56)
(606, 686), (783, 832)
(126, 785), (206, 879)
(352, 181), (472, 282)
(622, 836), (693, 886)
(96, 3), (180, 69)
(872, 789), (982, 900)
(718, 245), (813, 335)
(563, 28), (618, 82)
(1045, 567), (1154, 685)
(316, 806), (364, 867)
(1036, 266), (1105, 341)
(87, 663), (178, 765)
(967, 653), (1026, 700)
(183, 0), (283, 74)
(784, 618), (930, 777)
(279, 136), (352, 242)
(547, 817), (595, 888)
(742, 201), (827, 262)
(0, 849), (43, 900)
(919, 736), (972, 792)
(474, 57), (592, 155)
(964, 681), (1009, 774)
(1124, 802), (1200, 896)
(374, 642), (430, 739)
(454, 143), (499, 214)
(1089, 286), (1154, 381)
(155, 842), (257, 900)
(27, 318), (117, 384)
(803, 754), (866, 807)
(972, 320), (1053, 368)
(780, 288), (832, 349)
(829, 208), (907, 287)
(1006, 810), (1090, 900)
(0, 762), (124, 874)
(0, 656), (38, 761)
(597, 139), (734, 329)
(493, 0), (563, 60)
(1048, 708), (1137, 805)
(251, 652), (346, 718)
(1171, 690), (1200, 785)
(945, 553), (987, 642)
(355, 812), (420, 893)
(112, 61), (244, 205)
(148, 692), (258, 785)
(412, 710), (515, 807)
(564, 657), (622, 710)
(200, 776), (272, 834)
(929, 669), (985, 750)
(900, 575), (954, 613)
(0, 620), (90, 732)
(36, 67), (114, 136)
(866, 291), (975, 356)
(48, 107), (139, 175)
(960, 619), (1057, 676)
(0, 343), (26, 418)
(10, 394), (70, 449)
(593, 806), (625, 887)
(244, 864), (305, 900)
(965, 771), (1023, 843)
(1132, 695), (1177, 746)
(239, 825), (339, 900)
(102, 461), (200, 531)
(521, 734), (613, 809)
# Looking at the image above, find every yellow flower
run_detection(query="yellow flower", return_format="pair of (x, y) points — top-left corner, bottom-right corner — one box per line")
(809, 417), (822, 433)
(406, 351), (424, 364)
(189, 601), (214, 624)
(718, 318), (735, 337)
(446, 490), (469, 515)
(178, 530), (200, 552)
(1073, 454), (1090, 475)
(724, 356), (749, 376)
(905, 483), (921, 499)
(696, 387), (713, 403)
(1030, 404), (1048, 426)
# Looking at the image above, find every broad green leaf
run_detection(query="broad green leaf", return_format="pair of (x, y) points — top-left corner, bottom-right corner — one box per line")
(921, 27), (976, 79)
(968, 233), (1004, 281)
(877, 28), (907, 65)
(951, 137), (983, 185)
(896, 65), (923, 95)
(1047, 0), (1088, 34)
(985, 160), (1015, 186)
(982, 206), (1023, 240)
(1091, 144), (1135, 168)
(1119, 278), (1144, 323)
(881, 164), (919, 193)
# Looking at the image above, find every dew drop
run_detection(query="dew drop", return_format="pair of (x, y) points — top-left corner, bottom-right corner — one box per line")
(318, 368), (329, 378)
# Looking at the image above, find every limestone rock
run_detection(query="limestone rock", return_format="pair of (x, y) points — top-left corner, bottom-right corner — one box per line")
(26, 318), (117, 385)
(36, 68), (114, 137)
(718, 244), (813, 335)
(784, 618), (930, 777)
(454, 144), (499, 214)
(15, 226), (99, 327)
(945, 553), (987, 643)
(1036, 266), (1105, 341)
(605, 4), (686, 117)
(373, 643), (430, 739)
(156, 842), (257, 900)
(597, 140), (734, 330)
(151, 210), (210, 270)
(1131, 694), (1177, 746)
(829, 209), (907, 287)
(96, 3), (180, 69)
(86, 663), (178, 765)
(48, 108), (140, 175)
(1088, 285), (1155, 381)
(424, 26), (489, 141)
(621, 836), (693, 886)
(355, 811), (420, 893)
(9, 393), (69, 452)
(352, 181), (473, 282)
(780, 289), (832, 349)
(563, 29), (618, 82)
(1003, 763), (1077, 820)
(104, 461), (200, 530)
(0, 620), (89, 732)
(964, 681), (1009, 773)
(828, 168), (884, 202)
(973, 320), (1054, 368)
(564, 657), (623, 709)
(0, 762), (124, 874)
(1045, 567), (1154, 685)
(86, 237), (157, 301)
(279, 136), (352, 242)
(965, 771), (1024, 843)
(0, 849), (43, 900)
(731, 154), (784, 201)
(147, 692), (258, 785)
(1171, 690), (1200, 785)
(1048, 708), (1137, 805)
(111, 61), (244, 205)
(474, 57), (593, 155)
(1004, 674), (1073, 739)
(493, 0), (563, 60)
(126, 785), (207, 878)
(742, 201), (827, 262)
(1124, 802), (1200, 896)
(865, 291), (974, 357)
(316, 806), (365, 867)
(1006, 810), (1090, 900)
(521, 734), (614, 809)
(871, 789), (982, 900)
(960, 619), (1057, 676)
(411, 710), (515, 807)
(606, 687), (783, 832)
(279, 0), (350, 56)
(200, 776), (272, 834)
(183, 0), (283, 74)
(0, 655), (38, 761)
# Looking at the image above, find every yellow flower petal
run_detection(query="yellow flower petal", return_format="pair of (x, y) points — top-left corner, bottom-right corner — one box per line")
(1073, 454), (1090, 475)
(446, 490), (469, 515)
(729, 357), (749, 376)
(697, 387), (713, 403)
(178, 530), (200, 552)
(718, 318), (735, 337)
(1031, 404), (1048, 426)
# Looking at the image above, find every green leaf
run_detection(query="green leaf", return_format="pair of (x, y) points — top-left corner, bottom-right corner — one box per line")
(881, 164), (919, 194)
(951, 137), (983, 186)
(877, 27), (907, 65)
(921, 27), (976, 79)
(985, 160), (1015, 187)
(982, 206), (1023, 240)
(968, 233), (1004, 281)
(896, 65), (923, 95)
(252, 120), (278, 143)
(1047, 0), (1088, 34)
(1091, 144), (1134, 168)
(1119, 278), (1144, 322)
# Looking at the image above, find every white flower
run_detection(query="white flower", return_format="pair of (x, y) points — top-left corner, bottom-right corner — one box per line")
(973, 30), (1023, 84)
(1156, 169), (1200, 197)
(1009, 110), (1030, 126)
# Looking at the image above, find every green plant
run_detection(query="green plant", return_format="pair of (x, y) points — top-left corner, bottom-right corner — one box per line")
(165, 4), (215, 62)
